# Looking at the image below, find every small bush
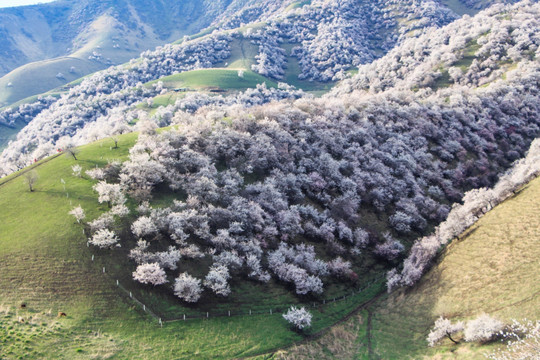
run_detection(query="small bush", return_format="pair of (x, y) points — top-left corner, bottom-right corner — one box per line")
(464, 314), (504, 343)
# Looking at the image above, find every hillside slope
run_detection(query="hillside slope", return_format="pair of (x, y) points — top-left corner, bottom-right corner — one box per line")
(0, 133), (388, 359)
(276, 171), (540, 359)
(0, 0), (291, 107)
(0, 0), (484, 175)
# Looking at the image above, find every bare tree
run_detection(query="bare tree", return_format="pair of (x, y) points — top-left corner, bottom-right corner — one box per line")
(64, 145), (79, 161)
(24, 170), (38, 192)
(111, 136), (120, 149)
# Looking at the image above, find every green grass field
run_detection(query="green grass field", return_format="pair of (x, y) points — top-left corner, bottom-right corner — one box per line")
(277, 176), (540, 359)
(0, 132), (389, 359)
(0, 57), (104, 108)
(148, 68), (277, 91)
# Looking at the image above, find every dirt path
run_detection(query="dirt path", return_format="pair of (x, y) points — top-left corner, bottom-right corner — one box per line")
(367, 309), (374, 359)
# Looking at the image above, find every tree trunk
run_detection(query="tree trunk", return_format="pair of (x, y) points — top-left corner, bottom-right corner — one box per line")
(446, 332), (459, 344)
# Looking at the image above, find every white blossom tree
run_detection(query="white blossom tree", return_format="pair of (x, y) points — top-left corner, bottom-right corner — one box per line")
(131, 216), (158, 238)
(203, 264), (231, 296)
(93, 181), (125, 207)
(464, 314), (504, 343)
(68, 205), (85, 223)
(283, 306), (312, 331)
(174, 272), (203, 302)
(89, 229), (119, 248)
(488, 319), (540, 360)
(110, 204), (130, 218)
(132, 263), (168, 286)
(427, 317), (464, 346)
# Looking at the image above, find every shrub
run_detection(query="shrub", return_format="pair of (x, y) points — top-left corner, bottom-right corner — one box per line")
(464, 314), (504, 343)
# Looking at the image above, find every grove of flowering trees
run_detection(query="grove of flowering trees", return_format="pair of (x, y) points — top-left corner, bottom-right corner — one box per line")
(42, 1), (540, 308)
(78, 30), (540, 301)
(1, 0), (520, 177)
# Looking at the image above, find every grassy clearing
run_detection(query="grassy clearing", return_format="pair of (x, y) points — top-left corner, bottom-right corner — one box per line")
(0, 130), (387, 359)
(150, 68), (277, 91)
(453, 38), (482, 71)
(439, 0), (478, 16)
(281, 42), (336, 94)
(218, 37), (259, 70)
(141, 68), (279, 111)
(277, 176), (540, 359)
(431, 38), (482, 90)
(285, 1), (312, 12)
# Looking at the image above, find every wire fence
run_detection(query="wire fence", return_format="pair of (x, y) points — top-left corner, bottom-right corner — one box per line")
(75, 188), (386, 327)
(88, 246), (385, 327)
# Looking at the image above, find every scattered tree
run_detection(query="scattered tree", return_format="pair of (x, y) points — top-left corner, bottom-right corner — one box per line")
(24, 170), (38, 192)
(283, 306), (312, 331)
(68, 205), (85, 223)
(174, 273), (203, 303)
(89, 229), (119, 248)
(464, 314), (504, 343)
(427, 317), (464, 346)
(203, 264), (231, 297)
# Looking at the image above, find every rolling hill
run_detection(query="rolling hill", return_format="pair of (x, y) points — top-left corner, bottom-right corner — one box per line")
(0, 0), (485, 175)
(0, 0), (294, 107)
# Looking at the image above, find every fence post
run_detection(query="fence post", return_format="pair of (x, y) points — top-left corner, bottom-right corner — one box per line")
(91, 255), (94, 261)
(183, 314), (186, 321)
(206, 312), (209, 319)
(249, 309), (251, 315)
(159, 318), (162, 328)
(228, 310), (230, 317)
(270, 309), (272, 315)
(116, 280), (119, 286)
(143, 305), (146, 311)
(130, 292), (132, 298)
(103, 267), (105, 273)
